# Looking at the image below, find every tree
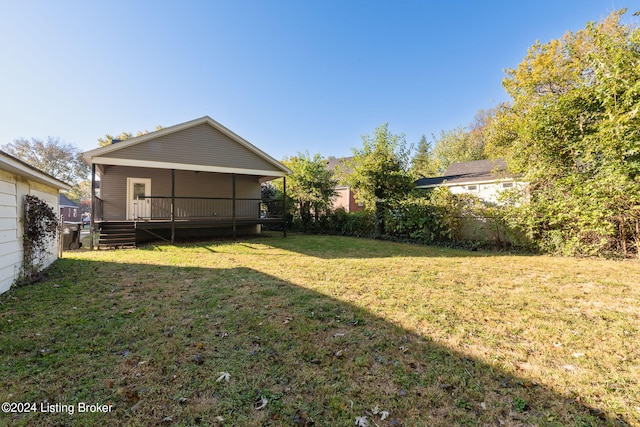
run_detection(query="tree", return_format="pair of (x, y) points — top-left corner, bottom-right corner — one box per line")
(486, 9), (640, 256)
(97, 125), (163, 147)
(277, 152), (337, 230)
(430, 126), (486, 173)
(64, 180), (91, 204)
(413, 107), (498, 176)
(410, 134), (438, 178)
(1, 137), (89, 185)
(341, 123), (414, 237)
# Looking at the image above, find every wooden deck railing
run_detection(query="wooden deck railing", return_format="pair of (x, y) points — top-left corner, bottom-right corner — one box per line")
(136, 196), (284, 221)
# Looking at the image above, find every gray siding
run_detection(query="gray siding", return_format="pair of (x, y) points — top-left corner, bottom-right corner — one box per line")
(101, 123), (277, 172)
(101, 166), (261, 221)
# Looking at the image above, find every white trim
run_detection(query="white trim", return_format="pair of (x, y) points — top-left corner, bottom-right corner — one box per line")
(93, 156), (288, 177)
(0, 152), (71, 190)
(83, 116), (292, 175)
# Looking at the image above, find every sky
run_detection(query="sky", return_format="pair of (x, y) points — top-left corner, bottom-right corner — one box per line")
(0, 1), (634, 161)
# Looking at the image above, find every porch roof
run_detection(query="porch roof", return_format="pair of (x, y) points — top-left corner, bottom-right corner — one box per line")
(82, 116), (292, 180)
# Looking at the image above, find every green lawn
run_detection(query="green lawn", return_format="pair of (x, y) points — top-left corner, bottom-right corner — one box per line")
(1, 233), (639, 426)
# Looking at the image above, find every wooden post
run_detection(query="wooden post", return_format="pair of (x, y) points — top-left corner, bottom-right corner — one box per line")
(282, 176), (287, 238)
(171, 169), (175, 244)
(232, 173), (237, 240)
(59, 215), (64, 258)
(90, 163), (96, 250)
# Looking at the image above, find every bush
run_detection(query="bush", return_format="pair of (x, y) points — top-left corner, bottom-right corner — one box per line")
(20, 195), (59, 285)
(325, 208), (375, 237)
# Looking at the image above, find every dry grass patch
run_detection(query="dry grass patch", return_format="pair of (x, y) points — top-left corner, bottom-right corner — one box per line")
(0, 233), (638, 426)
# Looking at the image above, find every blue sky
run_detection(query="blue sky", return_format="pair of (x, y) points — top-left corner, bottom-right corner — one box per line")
(0, 1), (632, 161)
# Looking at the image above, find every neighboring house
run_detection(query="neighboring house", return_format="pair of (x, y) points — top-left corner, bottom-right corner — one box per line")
(0, 150), (71, 294)
(414, 159), (524, 204)
(59, 193), (81, 222)
(82, 116), (292, 249)
(325, 157), (364, 212)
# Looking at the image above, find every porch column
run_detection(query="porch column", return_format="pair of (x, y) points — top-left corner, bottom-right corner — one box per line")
(232, 173), (236, 239)
(282, 176), (287, 238)
(171, 169), (175, 244)
(90, 163), (96, 250)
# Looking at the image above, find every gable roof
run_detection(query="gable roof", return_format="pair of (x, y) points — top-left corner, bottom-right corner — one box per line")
(415, 159), (510, 188)
(82, 116), (292, 178)
(325, 156), (355, 174)
(0, 150), (71, 190)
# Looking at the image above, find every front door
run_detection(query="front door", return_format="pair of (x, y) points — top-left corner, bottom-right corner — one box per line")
(127, 178), (151, 220)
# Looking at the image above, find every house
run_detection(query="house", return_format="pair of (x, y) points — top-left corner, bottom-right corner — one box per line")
(59, 193), (81, 223)
(325, 157), (364, 212)
(82, 116), (292, 249)
(414, 159), (524, 204)
(0, 150), (71, 293)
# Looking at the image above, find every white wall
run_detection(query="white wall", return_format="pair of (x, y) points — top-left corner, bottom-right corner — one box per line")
(0, 169), (60, 294)
(448, 180), (527, 205)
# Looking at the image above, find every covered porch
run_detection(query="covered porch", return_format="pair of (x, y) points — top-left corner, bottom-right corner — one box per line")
(90, 166), (287, 248)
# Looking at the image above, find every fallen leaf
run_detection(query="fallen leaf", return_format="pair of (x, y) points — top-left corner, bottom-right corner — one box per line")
(215, 415), (224, 421)
(380, 411), (390, 420)
(216, 372), (231, 383)
(355, 416), (369, 427)
(255, 396), (268, 410)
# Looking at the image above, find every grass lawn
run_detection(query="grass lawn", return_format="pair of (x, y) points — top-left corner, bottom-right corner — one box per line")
(1, 233), (639, 426)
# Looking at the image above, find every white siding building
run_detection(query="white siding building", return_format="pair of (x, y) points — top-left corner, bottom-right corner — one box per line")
(414, 159), (526, 204)
(0, 150), (70, 293)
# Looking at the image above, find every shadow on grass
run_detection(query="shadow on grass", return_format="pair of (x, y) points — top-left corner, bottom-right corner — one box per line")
(0, 257), (631, 426)
(240, 232), (522, 260)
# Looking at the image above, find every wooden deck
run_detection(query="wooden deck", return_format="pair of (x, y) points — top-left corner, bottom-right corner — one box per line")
(95, 216), (285, 248)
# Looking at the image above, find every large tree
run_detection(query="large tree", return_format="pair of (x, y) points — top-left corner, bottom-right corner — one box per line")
(486, 9), (640, 256)
(1, 137), (88, 185)
(342, 123), (414, 237)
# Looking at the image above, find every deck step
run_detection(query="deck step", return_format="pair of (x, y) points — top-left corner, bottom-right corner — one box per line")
(97, 222), (137, 249)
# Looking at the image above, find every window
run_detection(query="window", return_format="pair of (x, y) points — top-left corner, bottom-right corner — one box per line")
(467, 185), (478, 191)
(502, 182), (514, 188)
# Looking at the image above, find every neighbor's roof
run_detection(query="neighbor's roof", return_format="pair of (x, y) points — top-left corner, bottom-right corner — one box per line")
(59, 193), (79, 207)
(326, 156), (355, 176)
(415, 159), (510, 188)
(0, 150), (71, 191)
(82, 116), (292, 177)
